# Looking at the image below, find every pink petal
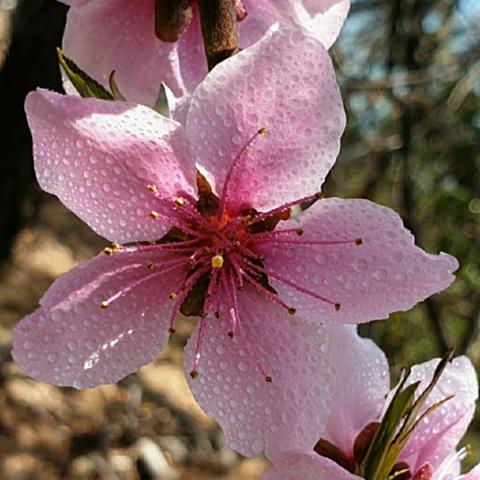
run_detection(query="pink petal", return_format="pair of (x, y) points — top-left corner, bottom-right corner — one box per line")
(12, 250), (186, 388)
(299, 1), (351, 49)
(60, 0), (92, 5)
(62, 0), (184, 105)
(25, 89), (196, 244)
(322, 326), (389, 456)
(400, 356), (478, 472)
(175, 3), (208, 96)
(460, 465), (480, 480)
(186, 27), (345, 212)
(184, 291), (334, 459)
(239, 1), (285, 47)
(260, 198), (458, 324)
(263, 452), (363, 480)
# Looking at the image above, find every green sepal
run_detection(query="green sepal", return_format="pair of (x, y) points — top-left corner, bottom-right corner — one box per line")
(57, 48), (114, 100)
(108, 71), (126, 101)
(358, 350), (455, 480)
(153, 83), (170, 118)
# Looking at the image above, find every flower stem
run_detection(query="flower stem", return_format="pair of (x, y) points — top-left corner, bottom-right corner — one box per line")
(197, 0), (239, 70)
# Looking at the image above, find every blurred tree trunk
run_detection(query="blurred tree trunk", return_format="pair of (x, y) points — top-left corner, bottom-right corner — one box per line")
(0, 0), (67, 262)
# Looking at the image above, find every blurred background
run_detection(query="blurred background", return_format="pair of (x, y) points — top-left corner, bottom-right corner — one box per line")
(0, 0), (478, 478)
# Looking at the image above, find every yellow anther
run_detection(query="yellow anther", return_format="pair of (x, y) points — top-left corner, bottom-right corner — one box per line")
(190, 370), (199, 379)
(355, 238), (363, 246)
(174, 197), (185, 207)
(147, 184), (157, 193)
(147, 261), (155, 270)
(169, 292), (178, 301)
(112, 243), (121, 252)
(258, 127), (267, 136)
(287, 307), (296, 315)
(149, 210), (159, 219)
(104, 247), (114, 255)
(265, 375), (273, 383)
(211, 254), (224, 269)
(100, 301), (109, 309)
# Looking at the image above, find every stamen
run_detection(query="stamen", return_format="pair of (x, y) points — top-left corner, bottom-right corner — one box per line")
(237, 265), (297, 313)
(212, 254), (224, 269)
(103, 243), (122, 255)
(174, 197), (185, 207)
(149, 210), (159, 219)
(251, 231), (363, 247)
(236, 304), (274, 383)
(146, 184), (157, 193)
(220, 128), (267, 210)
(244, 260), (340, 310)
(190, 315), (208, 379)
(100, 260), (186, 309)
(168, 265), (211, 333)
(248, 193), (320, 227)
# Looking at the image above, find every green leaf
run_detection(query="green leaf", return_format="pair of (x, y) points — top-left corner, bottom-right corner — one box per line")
(57, 48), (114, 100)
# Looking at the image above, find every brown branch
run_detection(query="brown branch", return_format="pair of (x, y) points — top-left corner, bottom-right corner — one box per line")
(197, 0), (238, 71)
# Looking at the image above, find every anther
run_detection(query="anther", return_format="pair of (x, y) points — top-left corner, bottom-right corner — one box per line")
(174, 197), (185, 207)
(146, 184), (157, 193)
(314, 192), (323, 200)
(288, 307), (296, 315)
(100, 301), (109, 309)
(104, 247), (114, 255)
(149, 210), (159, 219)
(335, 303), (341, 311)
(214, 311), (221, 318)
(295, 229), (304, 236)
(147, 261), (155, 270)
(227, 331), (234, 338)
(190, 370), (199, 379)
(211, 254), (224, 269)
(168, 327), (176, 335)
(355, 238), (363, 246)
(258, 127), (267, 136)
(169, 293), (178, 301)
(265, 375), (273, 383)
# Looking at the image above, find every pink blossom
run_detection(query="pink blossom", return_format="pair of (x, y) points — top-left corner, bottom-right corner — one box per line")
(264, 327), (479, 479)
(60, 0), (350, 107)
(14, 29), (456, 457)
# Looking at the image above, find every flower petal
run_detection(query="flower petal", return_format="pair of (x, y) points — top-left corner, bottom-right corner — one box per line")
(263, 452), (363, 480)
(460, 465), (480, 480)
(186, 27), (345, 212)
(25, 89), (196, 244)
(322, 326), (389, 456)
(298, 0), (351, 49)
(12, 250), (187, 388)
(184, 290), (334, 459)
(62, 0), (185, 105)
(400, 356), (478, 472)
(259, 198), (458, 324)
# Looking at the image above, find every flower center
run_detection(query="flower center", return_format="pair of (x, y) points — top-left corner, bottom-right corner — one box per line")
(99, 128), (363, 380)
